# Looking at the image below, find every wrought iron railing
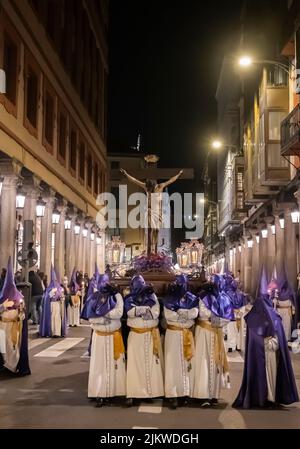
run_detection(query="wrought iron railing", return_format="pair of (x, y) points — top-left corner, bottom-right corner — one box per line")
(281, 104), (300, 155)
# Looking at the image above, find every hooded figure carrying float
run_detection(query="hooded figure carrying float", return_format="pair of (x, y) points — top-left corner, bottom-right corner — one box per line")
(39, 266), (67, 338)
(124, 274), (164, 406)
(84, 273), (126, 407)
(0, 257), (30, 376)
(163, 274), (198, 409)
(193, 274), (234, 406)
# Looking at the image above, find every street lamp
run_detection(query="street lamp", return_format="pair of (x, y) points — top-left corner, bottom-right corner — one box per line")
(237, 55), (291, 76)
(36, 197), (46, 218)
(82, 227), (88, 238)
(261, 227), (268, 238)
(16, 187), (26, 209)
(291, 210), (300, 224)
(271, 224), (276, 235)
(212, 140), (223, 149)
(247, 238), (253, 248)
(255, 233), (260, 244)
(74, 223), (80, 235)
(52, 208), (60, 224)
(90, 231), (95, 241)
(64, 215), (71, 230)
(279, 218), (285, 229)
(96, 235), (101, 245)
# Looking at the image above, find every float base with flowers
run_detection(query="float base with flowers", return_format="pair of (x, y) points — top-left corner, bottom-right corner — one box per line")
(111, 247), (205, 296)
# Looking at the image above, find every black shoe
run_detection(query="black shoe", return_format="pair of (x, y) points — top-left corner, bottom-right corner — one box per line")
(126, 398), (133, 407)
(200, 399), (211, 408)
(169, 398), (178, 409)
(228, 348), (233, 353)
(96, 397), (104, 407)
(182, 396), (190, 406)
(211, 398), (218, 405)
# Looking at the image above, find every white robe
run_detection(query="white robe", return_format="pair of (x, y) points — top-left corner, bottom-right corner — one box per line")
(275, 300), (292, 341)
(0, 309), (24, 372)
(67, 295), (80, 326)
(126, 294), (164, 398)
(264, 335), (279, 402)
(51, 300), (65, 337)
(164, 305), (198, 398)
(193, 300), (228, 400)
(88, 293), (126, 398)
(226, 307), (246, 351)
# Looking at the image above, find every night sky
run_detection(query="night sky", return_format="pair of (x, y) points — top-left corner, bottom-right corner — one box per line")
(107, 0), (244, 177)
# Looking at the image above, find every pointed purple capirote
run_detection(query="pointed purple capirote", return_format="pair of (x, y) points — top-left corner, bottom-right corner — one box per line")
(0, 256), (23, 306)
(0, 257), (30, 375)
(233, 294), (299, 408)
(39, 265), (66, 337)
(69, 267), (80, 295)
(277, 264), (295, 301)
(259, 265), (269, 296)
(165, 274), (198, 311)
(124, 274), (156, 312)
(81, 273), (118, 319)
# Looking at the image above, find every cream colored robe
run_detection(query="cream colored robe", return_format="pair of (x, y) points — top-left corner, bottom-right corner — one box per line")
(126, 294), (164, 398)
(88, 293), (126, 398)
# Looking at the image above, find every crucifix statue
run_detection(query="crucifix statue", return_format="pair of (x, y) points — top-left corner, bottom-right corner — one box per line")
(120, 161), (183, 256)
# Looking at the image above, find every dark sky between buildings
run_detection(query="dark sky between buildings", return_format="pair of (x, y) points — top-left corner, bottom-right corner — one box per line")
(107, 0), (244, 180)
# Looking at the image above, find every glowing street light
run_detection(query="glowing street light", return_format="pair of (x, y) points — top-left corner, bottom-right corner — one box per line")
(52, 208), (60, 225)
(261, 227), (268, 239)
(291, 210), (300, 224)
(211, 140), (223, 149)
(16, 188), (26, 209)
(74, 223), (80, 235)
(64, 215), (71, 230)
(238, 55), (253, 67)
(36, 197), (46, 218)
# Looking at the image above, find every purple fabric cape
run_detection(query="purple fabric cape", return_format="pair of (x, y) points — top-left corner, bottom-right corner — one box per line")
(223, 275), (246, 309)
(81, 274), (118, 319)
(233, 295), (299, 408)
(198, 280), (234, 321)
(0, 257), (30, 375)
(165, 274), (198, 311)
(124, 275), (156, 312)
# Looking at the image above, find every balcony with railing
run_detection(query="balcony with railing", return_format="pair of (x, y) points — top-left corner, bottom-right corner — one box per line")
(281, 104), (300, 156)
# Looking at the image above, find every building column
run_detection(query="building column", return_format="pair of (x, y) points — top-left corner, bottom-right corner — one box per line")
(274, 214), (284, 280)
(294, 189), (300, 275)
(40, 195), (55, 279)
(84, 223), (92, 277)
(239, 239), (245, 288)
(266, 220), (276, 282)
(0, 175), (18, 269)
(65, 216), (75, 279)
(54, 202), (67, 278)
(243, 235), (252, 294)
(97, 231), (106, 273)
(259, 224), (268, 293)
(284, 207), (297, 293)
(250, 230), (260, 298)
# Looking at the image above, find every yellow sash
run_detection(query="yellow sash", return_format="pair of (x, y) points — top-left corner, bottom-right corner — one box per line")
(0, 316), (22, 348)
(95, 328), (125, 361)
(197, 320), (229, 374)
(167, 324), (194, 361)
(71, 294), (81, 307)
(130, 326), (160, 358)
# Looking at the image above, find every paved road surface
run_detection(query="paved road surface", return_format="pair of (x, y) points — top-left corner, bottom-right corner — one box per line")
(1, 325), (300, 429)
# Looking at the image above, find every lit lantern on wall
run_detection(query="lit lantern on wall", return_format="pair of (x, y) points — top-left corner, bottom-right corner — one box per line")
(291, 210), (300, 224)
(106, 236), (125, 265)
(271, 224), (276, 235)
(96, 235), (101, 245)
(16, 187), (26, 209)
(247, 238), (253, 248)
(82, 227), (88, 238)
(74, 223), (80, 235)
(52, 208), (60, 224)
(279, 218), (284, 229)
(233, 247), (236, 254)
(255, 234), (260, 244)
(36, 197), (46, 217)
(261, 227), (268, 238)
(0, 176), (4, 196)
(238, 244), (242, 253)
(90, 231), (95, 241)
(64, 215), (71, 230)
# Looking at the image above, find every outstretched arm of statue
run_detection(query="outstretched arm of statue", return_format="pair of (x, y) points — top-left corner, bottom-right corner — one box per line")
(159, 170), (183, 190)
(120, 168), (146, 189)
